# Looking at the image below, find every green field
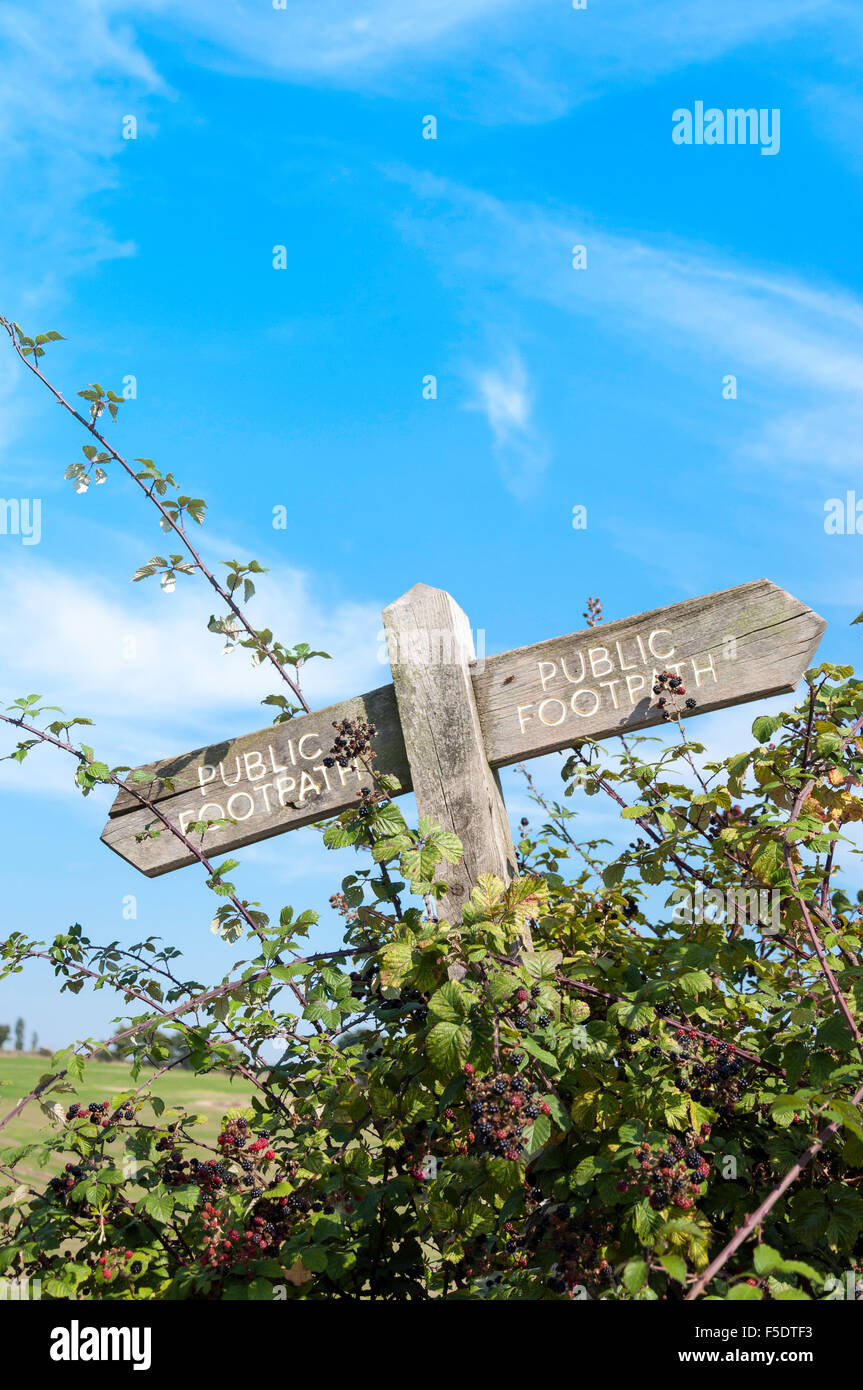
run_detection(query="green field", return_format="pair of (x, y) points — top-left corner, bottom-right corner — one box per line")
(0, 1054), (255, 1185)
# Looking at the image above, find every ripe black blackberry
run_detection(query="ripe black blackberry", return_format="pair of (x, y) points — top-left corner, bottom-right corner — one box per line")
(326, 716), (378, 771)
(465, 1071), (530, 1160)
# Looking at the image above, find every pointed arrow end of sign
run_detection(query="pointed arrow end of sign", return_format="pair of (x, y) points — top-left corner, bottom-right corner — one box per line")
(758, 578), (827, 683)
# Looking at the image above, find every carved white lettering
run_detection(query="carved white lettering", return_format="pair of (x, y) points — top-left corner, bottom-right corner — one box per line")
(227, 791), (255, 821)
(538, 698), (567, 726)
(570, 688), (600, 716)
(648, 628), (675, 660)
(244, 750), (267, 781)
(588, 646), (613, 678)
(298, 733), (323, 762)
(538, 661), (557, 691)
(517, 703), (535, 733)
(560, 653), (586, 684)
(692, 652), (718, 686)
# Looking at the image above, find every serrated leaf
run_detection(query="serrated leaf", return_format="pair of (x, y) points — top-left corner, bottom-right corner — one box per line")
(426, 1020), (471, 1074)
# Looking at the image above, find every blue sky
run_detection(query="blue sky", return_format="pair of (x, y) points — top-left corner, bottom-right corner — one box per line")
(1, 0), (863, 1049)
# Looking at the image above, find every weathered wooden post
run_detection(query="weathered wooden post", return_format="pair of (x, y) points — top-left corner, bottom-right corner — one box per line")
(382, 584), (517, 921)
(101, 579), (827, 942)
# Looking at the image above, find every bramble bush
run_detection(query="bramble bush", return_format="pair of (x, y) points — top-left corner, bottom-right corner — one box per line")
(1, 323), (863, 1301)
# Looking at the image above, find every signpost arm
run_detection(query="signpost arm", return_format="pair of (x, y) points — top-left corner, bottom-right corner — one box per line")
(382, 584), (519, 923)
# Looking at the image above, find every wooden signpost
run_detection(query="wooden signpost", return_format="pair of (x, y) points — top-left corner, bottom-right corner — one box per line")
(102, 578), (825, 916)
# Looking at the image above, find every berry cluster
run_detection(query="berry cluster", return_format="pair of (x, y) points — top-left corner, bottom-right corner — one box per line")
(510, 983), (552, 1034)
(675, 1034), (748, 1119)
(653, 670), (697, 720)
(583, 596), (603, 628)
(48, 1160), (90, 1198)
(620, 1126), (712, 1211)
(216, 1115), (276, 1165)
(355, 785), (381, 820)
(323, 716), (377, 772)
(523, 1203), (616, 1297)
(465, 1068), (548, 1160)
(453, 1229), (528, 1286)
(329, 891), (360, 922)
(199, 1202), (283, 1270)
(706, 804), (747, 842)
(617, 1022), (751, 1125)
(66, 1100), (135, 1127)
(83, 1247), (144, 1284)
(394, 1120), (434, 1179)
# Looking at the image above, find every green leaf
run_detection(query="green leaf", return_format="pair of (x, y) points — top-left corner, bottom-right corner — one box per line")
(486, 1157), (524, 1195)
(623, 1258), (648, 1294)
(525, 1112), (551, 1152)
(660, 1253), (687, 1284)
(428, 980), (470, 1023)
(752, 715), (781, 744)
(426, 1021), (471, 1074)
(753, 1244), (780, 1275)
(141, 1189), (173, 1223)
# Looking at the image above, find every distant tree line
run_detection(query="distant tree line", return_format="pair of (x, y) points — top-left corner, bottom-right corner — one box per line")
(0, 1018), (39, 1051)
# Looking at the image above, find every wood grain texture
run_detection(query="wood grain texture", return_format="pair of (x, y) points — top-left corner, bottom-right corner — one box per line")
(101, 686), (410, 876)
(102, 579), (825, 881)
(472, 579), (826, 767)
(382, 584), (518, 919)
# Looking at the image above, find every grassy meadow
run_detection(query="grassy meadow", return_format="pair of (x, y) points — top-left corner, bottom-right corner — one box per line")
(0, 1053), (256, 1185)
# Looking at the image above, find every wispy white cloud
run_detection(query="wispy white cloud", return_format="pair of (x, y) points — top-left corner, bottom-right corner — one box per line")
(393, 170), (863, 481)
(467, 351), (548, 496)
(0, 559), (387, 778)
(125, 0), (834, 121)
(0, 3), (163, 309)
(0, 0), (849, 311)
